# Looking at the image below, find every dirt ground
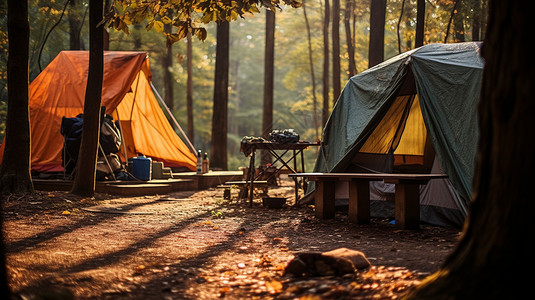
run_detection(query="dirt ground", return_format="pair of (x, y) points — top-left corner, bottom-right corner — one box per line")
(2, 177), (461, 299)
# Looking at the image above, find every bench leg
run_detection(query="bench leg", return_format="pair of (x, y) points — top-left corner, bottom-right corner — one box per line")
(315, 181), (335, 219)
(395, 183), (420, 229)
(348, 180), (370, 224)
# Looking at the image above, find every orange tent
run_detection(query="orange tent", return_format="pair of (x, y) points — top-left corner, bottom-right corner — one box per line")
(0, 51), (196, 172)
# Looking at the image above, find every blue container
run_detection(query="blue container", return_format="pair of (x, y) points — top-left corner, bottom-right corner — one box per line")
(132, 155), (152, 181)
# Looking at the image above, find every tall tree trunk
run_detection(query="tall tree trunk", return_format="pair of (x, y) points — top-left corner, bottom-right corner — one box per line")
(163, 20), (174, 111)
(368, 0), (386, 68)
(331, 0), (341, 103)
(103, 0), (110, 50)
(0, 0), (33, 195)
(303, 0), (320, 140)
(406, 1), (535, 299)
(444, 0), (460, 43)
(397, 0), (406, 53)
(415, 0), (425, 47)
(71, 0), (103, 197)
(186, 32), (194, 142)
(210, 21), (229, 170)
(69, 0), (81, 50)
(322, 0), (330, 126)
(261, 10), (275, 166)
(344, 0), (357, 78)
(471, 0), (481, 41)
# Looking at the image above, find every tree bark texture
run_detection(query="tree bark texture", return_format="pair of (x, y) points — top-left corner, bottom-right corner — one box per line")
(322, 0), (330, 126)
(71, 0), (103, 197)
(331, 0), (341, 103)
(163, 13), (174, 111)
(261, 10), (275, 167)
(303, 0), (320, 140)
(0, 0), (33, 195)
(210, 21), (229, 170)
(187, 32), (194, 142)
(368, 0), (386, 68)
(405, 2), (535, 299)
(415, 0), (425, 47)
(344, 0), (356, 78)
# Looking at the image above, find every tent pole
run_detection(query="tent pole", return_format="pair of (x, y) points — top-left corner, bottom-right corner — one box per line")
(150, 82), (197, 155)
(115, 109), (130, 168)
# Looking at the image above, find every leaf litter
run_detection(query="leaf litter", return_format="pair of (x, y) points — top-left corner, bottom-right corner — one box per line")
(2, 178), (460, 299)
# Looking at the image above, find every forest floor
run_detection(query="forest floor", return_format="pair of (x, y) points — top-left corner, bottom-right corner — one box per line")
(3, 177), (461, 299)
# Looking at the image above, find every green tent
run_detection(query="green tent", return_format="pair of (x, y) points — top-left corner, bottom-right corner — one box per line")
(312, 42), (483, 227)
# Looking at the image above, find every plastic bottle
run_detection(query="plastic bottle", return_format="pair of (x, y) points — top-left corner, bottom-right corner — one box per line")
(196, 150), (202, 174)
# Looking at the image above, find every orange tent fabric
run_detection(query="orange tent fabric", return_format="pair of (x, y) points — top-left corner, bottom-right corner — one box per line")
(0, 51), (196, 172)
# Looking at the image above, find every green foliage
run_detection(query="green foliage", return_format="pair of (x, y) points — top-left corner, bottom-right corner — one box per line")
(108, 0), (302, 44)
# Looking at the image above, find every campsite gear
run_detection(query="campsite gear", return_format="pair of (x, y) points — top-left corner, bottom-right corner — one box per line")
(197, 150), (202, 174)
(0, 51), (197, 173)
(132, 155), (152, 181)
(202, 152), (209, 173)
(269, 129), (300, 144)
(311, 42), (484, 227)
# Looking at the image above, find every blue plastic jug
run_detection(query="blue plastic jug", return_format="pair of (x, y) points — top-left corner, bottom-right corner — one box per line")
(132, 155), (152, 181)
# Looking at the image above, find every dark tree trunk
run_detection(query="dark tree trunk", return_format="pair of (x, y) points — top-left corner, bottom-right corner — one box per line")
(331, 0), (341, 103)
(163, 20), (174, 111)
(210, 21), (229, 170)
(0, 0), (33, 195)
(471, 0), (481, 41)
(406, 1), (535, 299)
(344, 0), (357, 78)
(71, 0), (103, 197)
(1, 1), (31, 296)
(261, 10), (275, 166)
(415, 0), (425, 47)
(69, 0), (81, 50)
(322, 0), (330, 126)
(186, 32), (194, 142)
(368, 0), (386, 68)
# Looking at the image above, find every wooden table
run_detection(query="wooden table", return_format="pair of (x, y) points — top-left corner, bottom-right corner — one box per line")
(241, 141), (320, 206)
(288, 173), (448, 229)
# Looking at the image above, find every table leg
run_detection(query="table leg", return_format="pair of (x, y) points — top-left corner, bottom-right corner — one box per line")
(394, 183), (420, 229)
(348, 180), (370, 224)
(249, 151), (255, 207)
(293, 150), (298, 201)
(315, 180), (336, 219)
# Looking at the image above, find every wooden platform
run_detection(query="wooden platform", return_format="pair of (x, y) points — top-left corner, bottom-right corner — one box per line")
(32, 178), (196, 196)
(172, 171), (243, 189)
(32, 171), (243, 196)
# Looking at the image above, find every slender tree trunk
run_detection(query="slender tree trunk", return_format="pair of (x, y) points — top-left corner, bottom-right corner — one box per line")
(303, 0), (319, 140)
(368, 0), (386, 68)
(69, 0), (81, 50)
(186, 32), (194, 142)
(0, 0), (33, 195)
(261, 10), (275, 166)
(406, 2), (535, 299)
(344, 0), (357, 78)
(415, 0), (425, 47)
(210, 21), (229, 170)
(397, 0), (406, 53)
(71, 0), (103, 197)
(163, 20), (174, 111)
(331, 0), (341, 103)
(322, 0), (330, 126)
(103, 0), (110, 50)
(444, 0), (460, 43)
(471, 0), (481, 41)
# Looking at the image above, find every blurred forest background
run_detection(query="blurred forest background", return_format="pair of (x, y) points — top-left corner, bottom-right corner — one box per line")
(0, 0), (487, 171)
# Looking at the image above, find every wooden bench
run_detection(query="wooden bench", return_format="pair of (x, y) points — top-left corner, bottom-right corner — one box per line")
(218, 181), (269, 199)
(288, 173), (448, 229)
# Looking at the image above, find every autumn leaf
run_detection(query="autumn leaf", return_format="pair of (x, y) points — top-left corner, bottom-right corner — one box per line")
(152, 20), (164, 32)
(62, 210), (71, 215)
(265, 279), (283, 294)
